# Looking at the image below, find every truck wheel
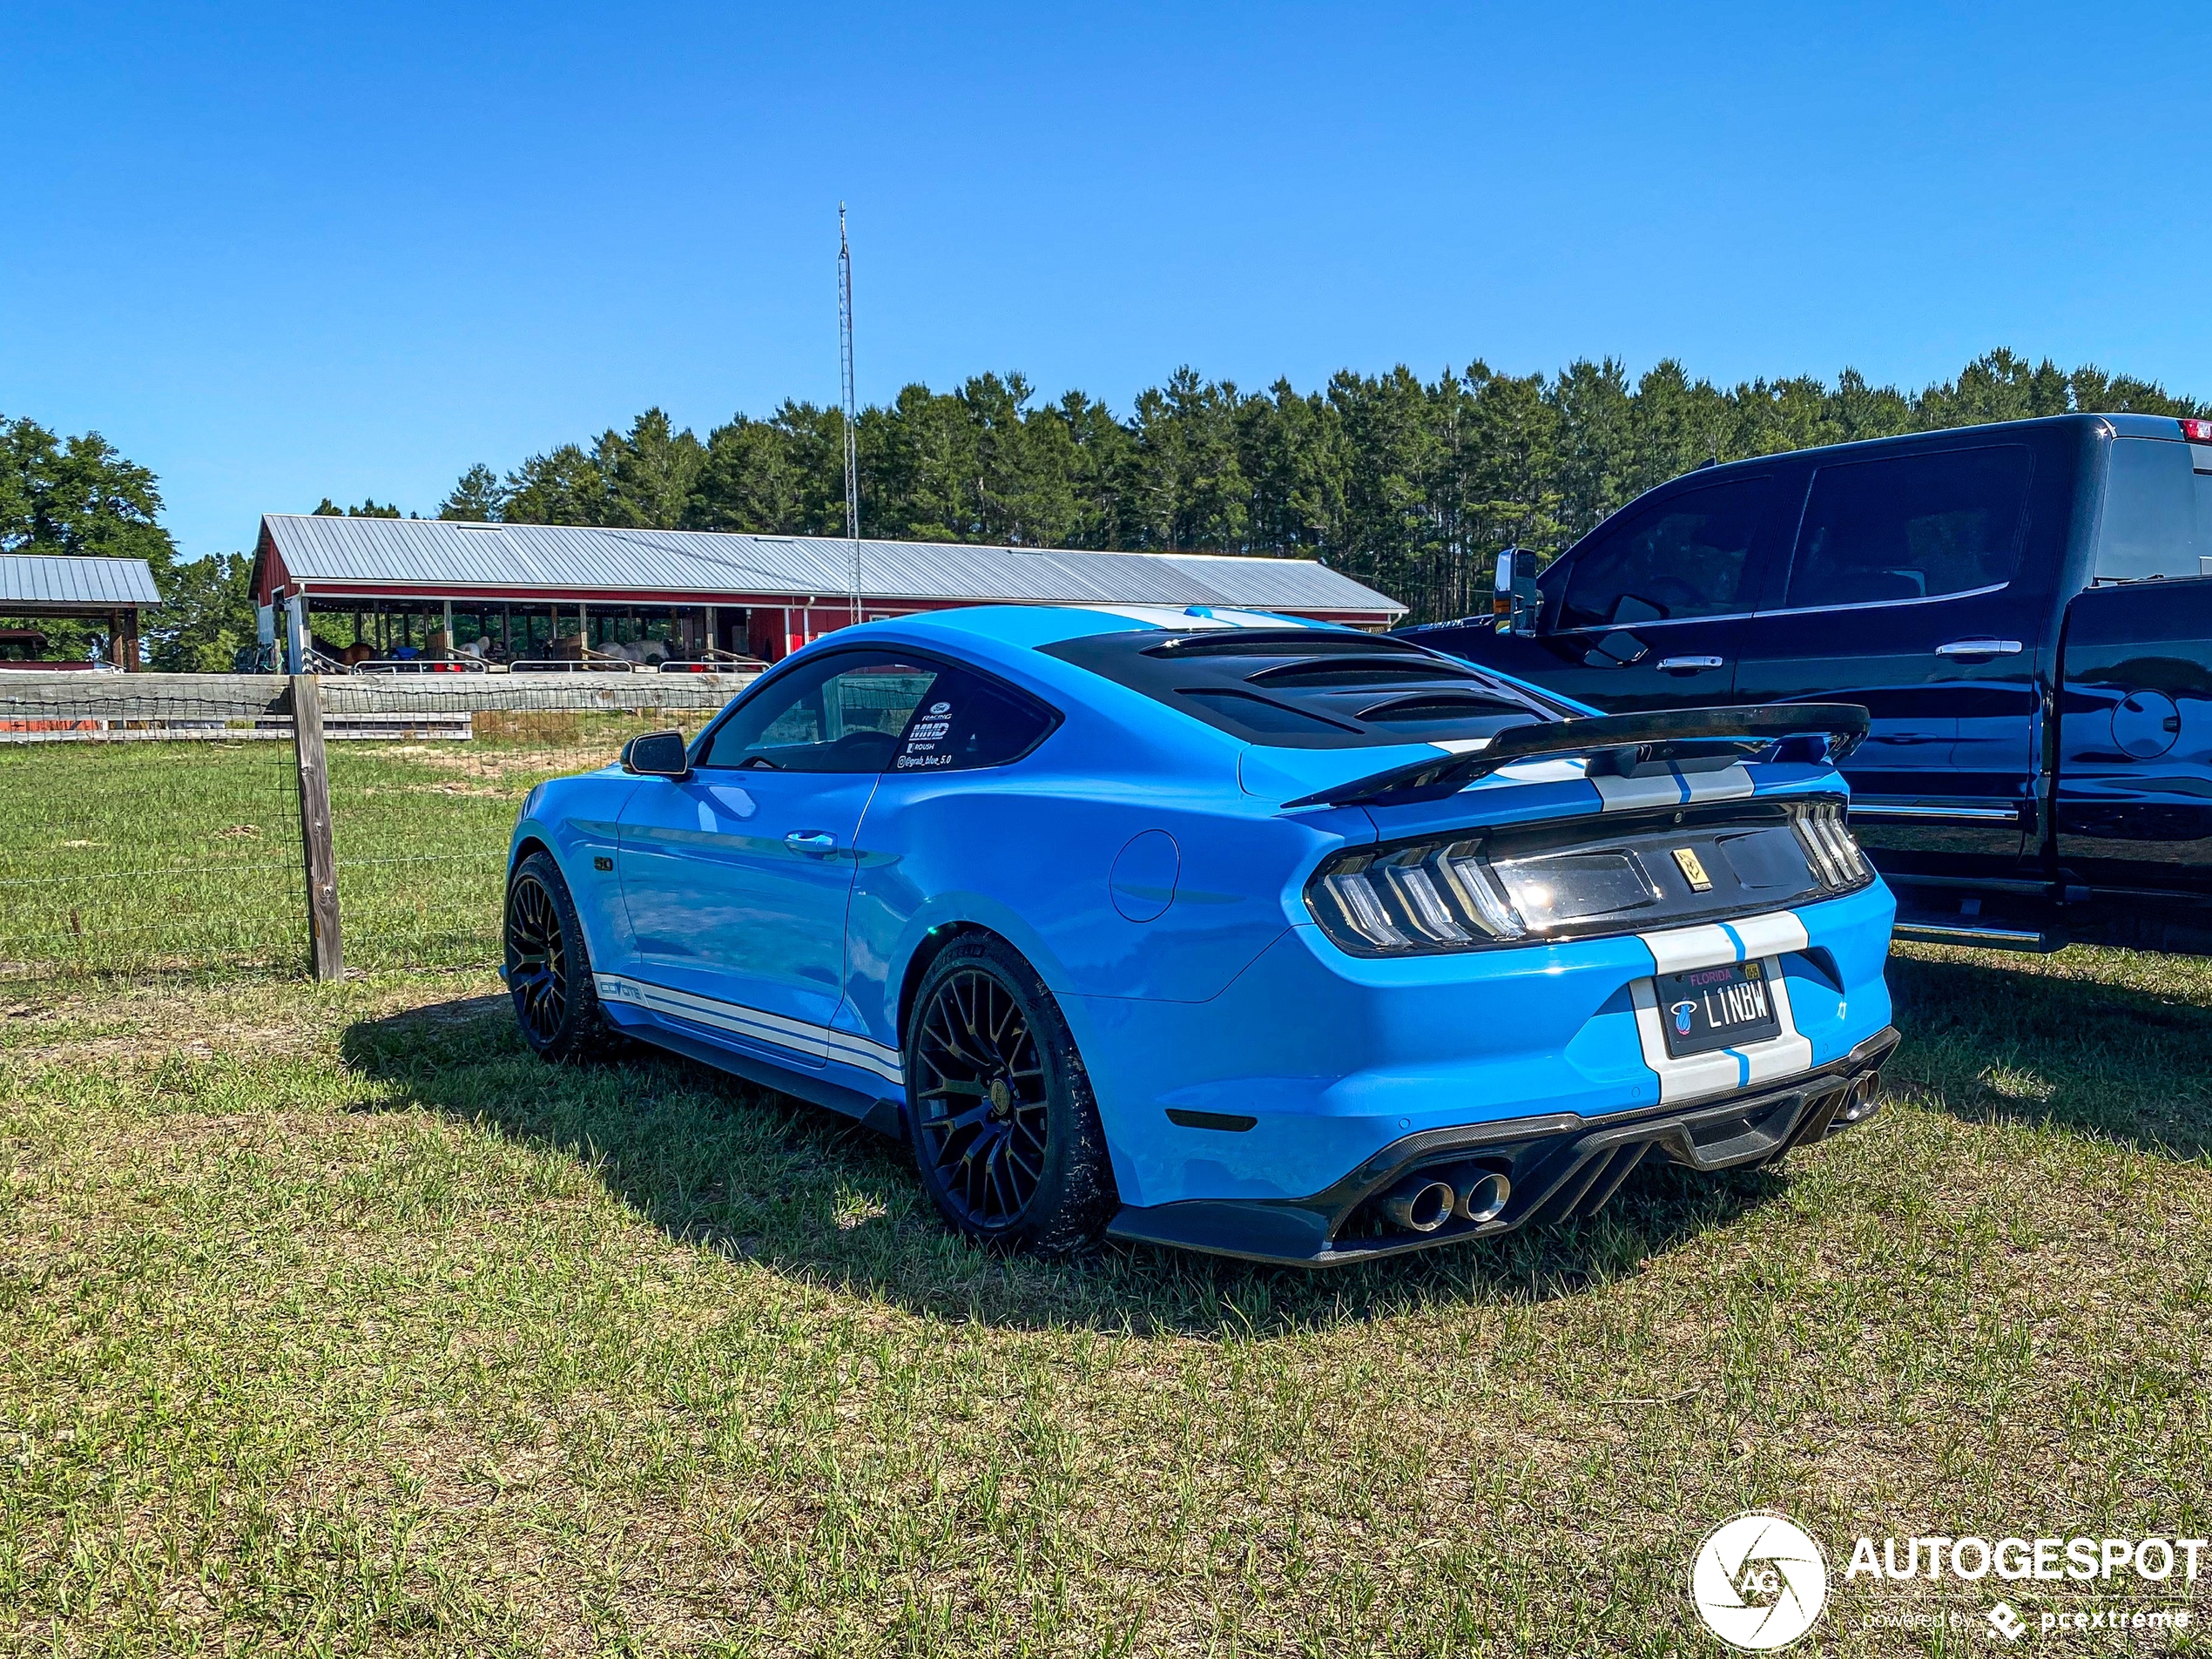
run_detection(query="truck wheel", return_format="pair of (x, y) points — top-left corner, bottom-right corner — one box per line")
(903, 934), (1117, 1253)
(504, 850), (613, 1063)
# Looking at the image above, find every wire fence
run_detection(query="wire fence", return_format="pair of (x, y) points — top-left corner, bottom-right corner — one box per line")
(0, 677), (307, 981)
(322, 676), (734, 972)
(0, 670), (751, 985)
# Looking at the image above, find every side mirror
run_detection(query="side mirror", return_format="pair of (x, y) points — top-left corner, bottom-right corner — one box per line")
(1493, 546), (1542, 635)
(621, 729), (691, 779)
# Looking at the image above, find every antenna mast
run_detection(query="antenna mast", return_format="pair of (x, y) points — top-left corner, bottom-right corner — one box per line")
(838, 203), (860, 624)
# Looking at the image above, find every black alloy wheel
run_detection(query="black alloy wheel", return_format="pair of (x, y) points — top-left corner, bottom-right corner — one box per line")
(506, 869), (568, 1044)
(914, 967), (1050, 1226)
(504, 850), (610, 1062)
(904, 934), (1116, 1251)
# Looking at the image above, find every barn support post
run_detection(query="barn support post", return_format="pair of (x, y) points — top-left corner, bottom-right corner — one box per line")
(285, 595), (309, 674)
(290, 674), (345, 981)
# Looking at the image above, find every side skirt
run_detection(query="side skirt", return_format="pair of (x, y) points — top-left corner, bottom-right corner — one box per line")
(613, 1013), (908, 1139)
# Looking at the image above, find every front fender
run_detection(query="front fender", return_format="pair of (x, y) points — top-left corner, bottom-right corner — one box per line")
(505, 772), (637, 971)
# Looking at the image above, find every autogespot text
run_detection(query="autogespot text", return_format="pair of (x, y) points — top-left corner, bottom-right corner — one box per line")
(1846, 1534), (2209, 1584)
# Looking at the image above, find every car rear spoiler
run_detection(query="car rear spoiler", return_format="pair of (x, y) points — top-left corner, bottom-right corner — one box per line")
(1281, 704), (1871, 810)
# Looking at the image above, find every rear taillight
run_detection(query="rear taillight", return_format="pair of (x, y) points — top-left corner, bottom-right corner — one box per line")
(1793, 801), (1867, 889)
(1314, 838), (1527, 952)
(1307, 799), (1871, 957)
(2182, 418), (2212, 443)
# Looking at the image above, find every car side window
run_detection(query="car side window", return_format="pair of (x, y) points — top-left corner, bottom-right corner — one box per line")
(1783, 445), (2033, 610)
(886, 666), (1059, 773)
(2094, 437), (2209, 583)
(701, 653), (943, 772)
(698, 651), (1059, 774)
(1556, 475), (1777, 631)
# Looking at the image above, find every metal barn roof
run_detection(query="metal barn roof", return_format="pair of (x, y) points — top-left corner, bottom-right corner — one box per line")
(256, 516), (1404, 619)
(0, 554), (162, 610)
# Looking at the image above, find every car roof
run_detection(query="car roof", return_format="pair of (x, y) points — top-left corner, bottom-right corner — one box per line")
(852, 603), (1352, 651)
(1639, 411), (2188, 499)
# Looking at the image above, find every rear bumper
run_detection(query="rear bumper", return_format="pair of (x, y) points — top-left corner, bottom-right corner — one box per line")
(1104, 1026), (1899, 1267)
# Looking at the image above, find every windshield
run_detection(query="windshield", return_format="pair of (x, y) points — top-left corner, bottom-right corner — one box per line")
(1038, 627), (1571, 750)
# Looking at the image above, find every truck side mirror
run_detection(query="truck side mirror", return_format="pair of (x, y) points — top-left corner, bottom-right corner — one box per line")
(622, 729), (691, 779)
(1493, 546), (1542, 635)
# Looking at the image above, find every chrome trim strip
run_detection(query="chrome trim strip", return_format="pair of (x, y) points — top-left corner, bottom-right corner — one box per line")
(1848, 802), (2020, 823)
(1548, 579), (2016, 637)
(1748, 581), (2012, 619)
(1551, 610), (1755, 636)
(1892, 922), (2050, 947)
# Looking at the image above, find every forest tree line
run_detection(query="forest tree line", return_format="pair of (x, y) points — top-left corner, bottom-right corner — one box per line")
(3, 347), (2207, 671)
(432, 348), (2205, 624)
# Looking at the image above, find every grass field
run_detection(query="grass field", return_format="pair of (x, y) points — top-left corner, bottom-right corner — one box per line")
(0, 715), (705, 981)
(3, 938), (2209, 1655)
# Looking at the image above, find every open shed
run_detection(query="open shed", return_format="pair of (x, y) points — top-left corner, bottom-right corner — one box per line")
(0, 554), (161, 670)
(250, 516), (1406, 669)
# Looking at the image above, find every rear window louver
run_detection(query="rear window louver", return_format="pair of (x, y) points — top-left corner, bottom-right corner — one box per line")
(1045, 627), (1570, 750)
(1356, 691), (1527, 723)
(1244, 657), (1478, 688)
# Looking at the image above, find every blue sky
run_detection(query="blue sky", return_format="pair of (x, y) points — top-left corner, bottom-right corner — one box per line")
(3, 2), (2208, 559)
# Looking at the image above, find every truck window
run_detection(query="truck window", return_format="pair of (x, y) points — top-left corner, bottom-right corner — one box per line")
(1556, 475), (1777, 630)
(1784, 445), (2032, 610)
(2094, 437), (2212, 583)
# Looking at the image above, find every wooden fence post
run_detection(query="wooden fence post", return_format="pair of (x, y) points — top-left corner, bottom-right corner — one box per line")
(291, 673), (344, 981)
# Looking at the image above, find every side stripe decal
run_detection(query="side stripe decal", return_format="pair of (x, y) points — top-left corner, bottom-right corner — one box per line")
(594, 974), (904, 1087)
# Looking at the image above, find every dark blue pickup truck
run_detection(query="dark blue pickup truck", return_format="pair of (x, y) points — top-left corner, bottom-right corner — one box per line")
(1406, 413), (2212, 953)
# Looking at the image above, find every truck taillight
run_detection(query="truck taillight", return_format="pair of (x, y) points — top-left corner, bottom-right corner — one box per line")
(1793, 802), (1868, 889)
(2182, 418), (2212, 443)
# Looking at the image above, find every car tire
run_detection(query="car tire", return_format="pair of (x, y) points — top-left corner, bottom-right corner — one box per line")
(504, 850), (614, 1064)
(902, 933), (1117, 1253)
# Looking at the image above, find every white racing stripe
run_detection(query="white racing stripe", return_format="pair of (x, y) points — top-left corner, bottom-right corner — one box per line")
(1078, 604), (1305, 631)
(1640, 923), (1739, 974)
(1727, 911), (1813, 961)
(1639, 910), (1809, 974)
(1630, 908), (1816, 1105)
(595, 974), (904, 1087)
(1592, 762), (1754, 813)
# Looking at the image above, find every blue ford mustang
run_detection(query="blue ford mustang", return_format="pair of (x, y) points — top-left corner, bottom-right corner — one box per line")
(503, 604), (1898, 1265)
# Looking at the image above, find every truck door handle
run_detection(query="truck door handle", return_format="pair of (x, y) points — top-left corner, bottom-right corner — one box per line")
(1657, 655), (1725, 671)
(784, 830), (839, 852)
(1935, 637), (2023, 657)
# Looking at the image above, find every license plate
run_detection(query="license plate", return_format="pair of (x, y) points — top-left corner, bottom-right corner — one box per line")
(1655, 960), (1782, 1057)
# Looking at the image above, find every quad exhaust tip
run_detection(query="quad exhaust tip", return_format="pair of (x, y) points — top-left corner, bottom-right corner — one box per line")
(1383, 1178), (1456, 1234)
(1380, 1169), (1514, 1233)
(1838, 1071), (1884, 1125)
(1456, 1170), (1511, 1224)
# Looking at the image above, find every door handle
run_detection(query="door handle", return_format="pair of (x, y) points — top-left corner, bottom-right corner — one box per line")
(1935, 637), (2023, 657)
(783, 830), (839, 853)
(1657, 655), (1726, 671)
